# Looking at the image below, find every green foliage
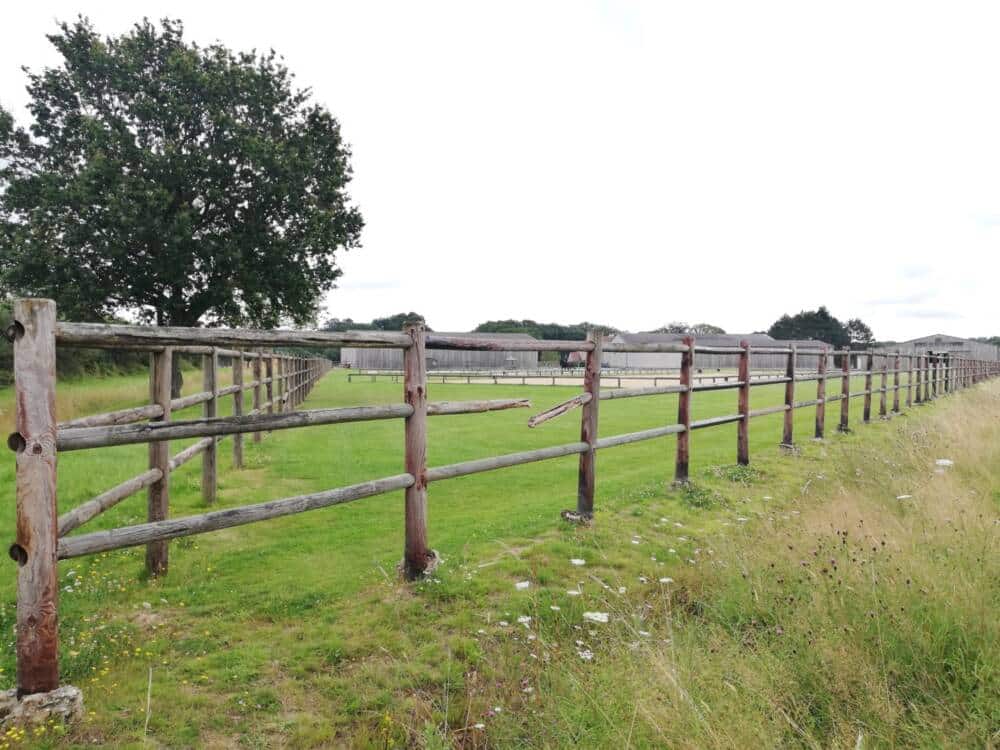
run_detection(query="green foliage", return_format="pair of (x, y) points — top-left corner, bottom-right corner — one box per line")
(679, 482), (722, 508)
(650, 321), (726, 335)
(768, 306), (851, 348)
(473, 319), (618, 340)
(846, 317), (876, 349)
(0, 370), (994, 746)
(0, 17), (362, 328)
(706, 463), (764, 485)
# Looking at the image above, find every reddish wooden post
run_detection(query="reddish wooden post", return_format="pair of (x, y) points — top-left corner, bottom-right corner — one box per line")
(265, 353), (275, 426)
(575, 331), (603, 517)
(906, 354), (913, 407)
(879, 353), (888, 418)
(815, 346), (828, 438)
(863, 351), (874, 423)
(674, 335), (694, 483)
(402, 324), (433, 579)
(202, 348), (218, 504)
(737, 340), (750, 465)
(930, 351), (938, 399)
(232, 351), (244, 468)
(9, 299), (60, 695)
(253, 351), (263, 441)
(893, 351), (901, 412)
(146, 347), (172, 576)
(781, 345), (795, 447)
(838, 350), (850, 432)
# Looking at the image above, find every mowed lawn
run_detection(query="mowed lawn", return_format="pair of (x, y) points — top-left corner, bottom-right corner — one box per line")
(0, 367), (932, 746)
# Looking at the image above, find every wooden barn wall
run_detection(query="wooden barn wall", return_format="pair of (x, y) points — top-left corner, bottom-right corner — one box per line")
(342, 347), (539, 370)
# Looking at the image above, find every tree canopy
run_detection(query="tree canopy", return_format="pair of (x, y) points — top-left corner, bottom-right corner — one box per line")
(474, 319), (618, 340)
(767, 306), (852, 348)
(0, 17), (363, 329)
(845, 318), (875, 349)
(649, 322), (726, 335)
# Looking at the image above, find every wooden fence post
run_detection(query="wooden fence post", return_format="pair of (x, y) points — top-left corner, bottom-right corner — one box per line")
(838, 350), (850, 432)
(943, 352), (951, 394)
(863, 351), (874, 423)
(879, 353), (888, 418)
(915, 354), (924, 404)
(906, 354), (913, 407)
(930, 351), (937, 399)
(10, 298), (60, 695)
(781, 345), (796, 447)
(202, 348), (218, 504)
(266, 353), (275, 427)
(737, 341), (750, 465)
(893, 351), (901, 413)
(815, 346), (828, 438)
(253, 352), (262, 441)
(402, 324), (434, 579)
(232, 352), (244, 468)
(674, 335), (694, 483)
(574, 331), (602, 518)
(146, 347), (172, 576)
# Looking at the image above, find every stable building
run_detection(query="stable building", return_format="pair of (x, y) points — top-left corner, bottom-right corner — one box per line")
(875, 334), (1000, 361)
(603, 332), (820, 371)
(341, 331), (540, 371)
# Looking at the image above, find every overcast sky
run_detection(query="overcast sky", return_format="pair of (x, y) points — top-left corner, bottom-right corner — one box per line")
(3, 1), (998, 340)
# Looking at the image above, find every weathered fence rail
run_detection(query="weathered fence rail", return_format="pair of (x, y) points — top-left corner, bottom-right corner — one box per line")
(347, 367), (790, 388)
(6, 297), (999, 699)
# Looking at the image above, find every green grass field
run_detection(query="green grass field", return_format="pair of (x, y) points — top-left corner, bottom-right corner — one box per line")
(0, 369), (996, 748)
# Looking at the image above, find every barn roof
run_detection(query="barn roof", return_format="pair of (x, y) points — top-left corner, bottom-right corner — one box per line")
(434, 331), (538, 340)
(615, 332), (813, 347)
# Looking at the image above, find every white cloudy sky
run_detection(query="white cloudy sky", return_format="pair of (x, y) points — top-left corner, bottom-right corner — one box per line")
(2, 1), (998, 340)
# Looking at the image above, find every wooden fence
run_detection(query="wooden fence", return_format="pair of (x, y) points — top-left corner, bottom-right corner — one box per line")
(347, 368), (786, 388)
(6, 298), (999, 697)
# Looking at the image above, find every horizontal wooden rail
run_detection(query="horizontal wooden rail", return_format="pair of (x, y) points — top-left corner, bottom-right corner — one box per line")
(595, 424), (685, 449)
(55, 322), (412, 350)
(57, 468), (163, 536)
(528, 393), (592, 427)
(601, 384), (687, 399)
(58, 474), (415, 559)
(55, 398), (531, 451)
(169, 437), (215, 471)
(425, 442), (590, 482)
(690, 413), (744, 429)
(56, 405), (413, 450)
(58, 404), (164, 430)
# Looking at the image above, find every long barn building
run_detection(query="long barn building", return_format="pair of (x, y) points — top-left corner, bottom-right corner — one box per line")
(603, 332), (821, 371)
(875, 334), (1000, 361)
(341, 332), (540, 370)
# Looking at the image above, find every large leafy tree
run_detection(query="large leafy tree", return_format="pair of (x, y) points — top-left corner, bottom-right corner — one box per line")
(846, 318), (875, 349)
(0, 17), (363, 335)
(768, 306), (850, 348)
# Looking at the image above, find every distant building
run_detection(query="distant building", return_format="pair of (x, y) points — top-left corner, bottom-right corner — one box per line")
(603, 333), (819, 371)
(875, 334), (1000, 361)
(341, 331), (540, 371)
